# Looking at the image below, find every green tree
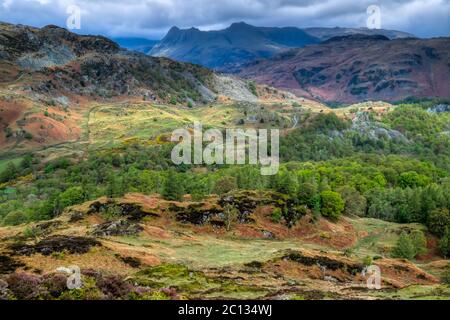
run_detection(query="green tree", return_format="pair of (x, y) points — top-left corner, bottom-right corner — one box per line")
(410, 230), (427, 256)
(59, 187), (86, 208)
(2, 210), (27, 226)
(271, 207), (283, 223)
(428, 208), (450, 237)
(392, 232), (416, 260)
(320, 191), (345, 220)
(399, 171), (429, 188)
(338, 186), (367, 216)
(223, 204), (239, 231)
(439, 228), (450, 258)
(162, 170), (185, 201)
(298, 182), (318, 207)
(0, 162), (18, 183)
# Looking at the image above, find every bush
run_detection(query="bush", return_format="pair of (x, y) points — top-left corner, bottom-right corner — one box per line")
(96, 275), (133, 299)
(271, 207), (282, 223)
(213, 176), (237, 195)
(223, 204), (239, 231)
(363, 256), (373, 267)
(410, 230), (427, 256)
(0, 162), (18, 183)
(392, 230), (427, 260)
(162, 170), (185, 201)
(59, 187), (86, 208)
(6, 273), (45, 300)
(2, 210), (27, 226)
(392, 232), (416, 260)
(320, 191), (345, 220)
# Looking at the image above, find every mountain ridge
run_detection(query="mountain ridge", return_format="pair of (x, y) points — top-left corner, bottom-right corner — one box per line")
(150, 22), (415, 69)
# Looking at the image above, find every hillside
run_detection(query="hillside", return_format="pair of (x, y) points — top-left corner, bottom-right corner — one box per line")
(237, 35), (450, 104)
(0, 22), (322, 154)
(0, 191), (446, 300)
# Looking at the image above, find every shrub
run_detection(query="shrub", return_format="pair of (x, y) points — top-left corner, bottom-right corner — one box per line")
(223, 204), (239, 231)
(0, 162), (18, 183)
(59, 187), (86, 208)
(363, 256), (373, 267)
(162, 170), (184, 201)
(2, 210), (27, 226)
(22, 226), (44, 239)
(41, 273), (69, 298)
(271, 207), (282, 223)
(392, 232), (416, 260)
(320, 191), (345, 220)
(410, 230), (427, 256)
(213, 176), (237, 195)
(392, 230), (427, 260)
(96, 275), (133, 299)
(6, 273), (45, 300)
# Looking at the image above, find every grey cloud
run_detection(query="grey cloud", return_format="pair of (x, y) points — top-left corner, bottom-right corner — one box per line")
(0, 0), (449, 38)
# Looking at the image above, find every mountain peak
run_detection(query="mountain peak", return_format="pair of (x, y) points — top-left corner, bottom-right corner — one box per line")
(228, 22), (254, 30)
(167, 26), (181, 34)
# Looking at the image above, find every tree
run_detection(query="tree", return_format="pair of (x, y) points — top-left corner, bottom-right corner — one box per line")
(428, 208), (450, 237)
(392, 232), (416, 260)
(59, 187), (85, 208)
(298, 182), (318, 207)
(162, 170), (184, 201)
(399, 171), (429, 188)
(0, 162), (18, 183)
(223, 204), (239, 231)
(439, 228), (450, 258)
(271, 169), (297, 195)
(213, 176), (237, 195)
(338, 186), (367, 216)
(320, 191), (345, 220)
(410, 230), (427, 256)
(2, 210), (27, 226)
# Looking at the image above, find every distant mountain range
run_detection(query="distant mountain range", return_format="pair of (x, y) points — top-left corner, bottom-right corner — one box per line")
(113, 37), (158, 53)
(236, 34), (450, 104)
(149, 22), (414, 69)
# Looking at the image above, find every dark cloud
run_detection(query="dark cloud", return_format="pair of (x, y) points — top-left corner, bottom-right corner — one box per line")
(1, 0), (449, 38)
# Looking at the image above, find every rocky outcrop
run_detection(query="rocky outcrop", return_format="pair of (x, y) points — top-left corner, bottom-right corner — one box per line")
(88, 199), (160, 221)
(9, 236), (101, 256)
(92, 220), (143, 237)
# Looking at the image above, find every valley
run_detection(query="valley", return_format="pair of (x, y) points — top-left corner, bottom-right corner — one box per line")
(0, 22), (449, 301)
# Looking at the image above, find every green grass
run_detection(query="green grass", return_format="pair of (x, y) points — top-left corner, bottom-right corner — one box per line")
(132, 263), (268, 299)
(373, 285), (450, 300)
(114, 232), (328, 269)
(349, 218), (426, 258)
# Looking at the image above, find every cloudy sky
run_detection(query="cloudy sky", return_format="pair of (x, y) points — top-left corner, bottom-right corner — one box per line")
(1, 0), (449, 39)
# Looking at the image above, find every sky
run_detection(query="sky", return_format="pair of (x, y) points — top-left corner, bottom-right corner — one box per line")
(1, 0), (449, 39)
